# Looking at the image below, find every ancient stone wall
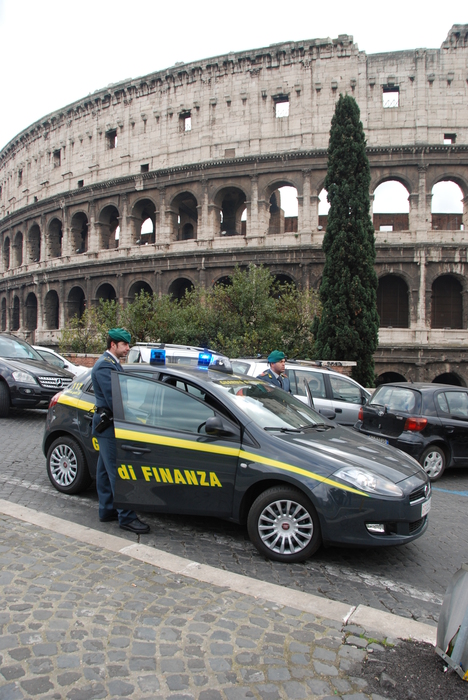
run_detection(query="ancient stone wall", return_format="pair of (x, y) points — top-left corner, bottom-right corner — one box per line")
(1, 25), (468, 384)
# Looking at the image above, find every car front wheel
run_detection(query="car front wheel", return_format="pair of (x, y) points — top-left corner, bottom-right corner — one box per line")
(47, 436), (92, 494)
(247, 486), (321, 563)
(419, 445), (446, 481)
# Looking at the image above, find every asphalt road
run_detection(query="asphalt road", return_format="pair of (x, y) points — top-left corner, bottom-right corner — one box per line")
(1, 408), (467, 628)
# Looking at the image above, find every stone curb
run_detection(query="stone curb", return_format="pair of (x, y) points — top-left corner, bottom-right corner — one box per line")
(0, 498), (437, 645)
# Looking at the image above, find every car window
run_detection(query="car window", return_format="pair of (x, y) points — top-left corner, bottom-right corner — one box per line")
(231, 361), (251, 375)
(329, 375), (362, 404)
(38, 350), (65, 369)
(214, 377), (324, 429)
(119, 374), (216, 434)
(0, 336), (42, 360)
(371, 386), (417, 412)
(127, 347), (141, 364)
(436, 391), (468, 418)
(292, 370), (327, 398)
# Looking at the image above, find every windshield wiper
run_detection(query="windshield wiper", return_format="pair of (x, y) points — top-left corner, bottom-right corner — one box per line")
(263, 426), (303, 433)
(300, 423), (333, 431)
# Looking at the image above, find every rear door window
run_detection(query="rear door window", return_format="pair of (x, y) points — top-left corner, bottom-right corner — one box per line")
(292, 370), (327, 399)
(436, 390), (468, 418)
(329, 375), (362, 404)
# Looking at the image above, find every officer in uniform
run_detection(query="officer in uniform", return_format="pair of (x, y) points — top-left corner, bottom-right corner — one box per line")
(257, 350), (291, 393)
(91, 328), (150, 534)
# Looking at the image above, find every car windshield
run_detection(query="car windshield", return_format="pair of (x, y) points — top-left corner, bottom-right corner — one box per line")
(213, 377), (325, 430)
(0, 336), (43, 361)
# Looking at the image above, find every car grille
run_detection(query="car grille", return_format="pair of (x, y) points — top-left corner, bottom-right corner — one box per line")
(409, 517), (426, 533)
(409, 483), (431, 504)
(37, 376), (73, 390)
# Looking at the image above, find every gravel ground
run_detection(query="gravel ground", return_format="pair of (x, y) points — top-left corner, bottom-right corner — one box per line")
(352, 639), (467, 700)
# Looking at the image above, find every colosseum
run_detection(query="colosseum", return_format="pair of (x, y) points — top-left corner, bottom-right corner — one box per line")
(1, 25), (468, 384)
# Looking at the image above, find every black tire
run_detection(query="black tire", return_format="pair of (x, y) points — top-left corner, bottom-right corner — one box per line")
(46, 436), (92, 494)
(0, 382), (10, 418)
(419, 445), (446, 481)
(247, 486), (321, 563)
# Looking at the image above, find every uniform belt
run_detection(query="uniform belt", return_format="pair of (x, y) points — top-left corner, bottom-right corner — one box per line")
(96, 406), (109, 412)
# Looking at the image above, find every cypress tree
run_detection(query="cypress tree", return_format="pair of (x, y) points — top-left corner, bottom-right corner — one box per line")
(314, 94), (379, 387)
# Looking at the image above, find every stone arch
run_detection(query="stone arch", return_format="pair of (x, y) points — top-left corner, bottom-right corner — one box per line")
(11, 295), (20, 331)
(67, 286), (86, 321)
(1, 297), (6, 331)
(373, 180), (410, 231)
(128, 281), (153, 301)
(168, 277), (195, 301)
(44, 290), (59, 330)
(27, 224), (41, 263)
(431, 274), (463, 329)
(375, 371), (407, 387)
(97, 204), (120, 250)
(377, 274), (409, 328)
(95, 283), (117, 302)
(131, 198), (156, 245)
(25, 292), (37, 330)
(13, 231), (23, 268)
(3, 236), (10, 270)
(431, 179), (464, 231)
(169, 191), (198, 241)
(274, 273), (296, 287)
(264, 180), (299, 235)
(213, 275), (233, 287)
(214, 187), (247, 236)
(48, 218), (63, 258)
(432, 372), (464, 387)
(70, 212), (88, 254)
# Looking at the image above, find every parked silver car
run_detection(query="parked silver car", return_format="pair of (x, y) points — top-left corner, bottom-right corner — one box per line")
(230, 359), (370, 426)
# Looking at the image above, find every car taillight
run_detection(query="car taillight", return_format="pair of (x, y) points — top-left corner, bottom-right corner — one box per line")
(48, 392), (62, 409)
(358, 407), (364, 421)
(404, 417), (427, 432)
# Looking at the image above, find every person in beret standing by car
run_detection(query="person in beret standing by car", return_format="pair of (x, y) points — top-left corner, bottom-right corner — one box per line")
(91, 328), (150, 534)
(257, 350), (291, 393)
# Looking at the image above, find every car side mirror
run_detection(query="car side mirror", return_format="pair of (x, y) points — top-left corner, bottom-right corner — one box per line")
(205, 415), (237, 436)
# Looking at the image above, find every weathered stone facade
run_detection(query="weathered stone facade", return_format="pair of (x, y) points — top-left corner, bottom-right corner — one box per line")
(1, 26), (468, 383)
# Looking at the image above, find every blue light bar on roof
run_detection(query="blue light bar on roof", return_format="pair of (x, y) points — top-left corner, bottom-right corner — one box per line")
(150, 349), (166, 365)
(198, 351), (213, 367)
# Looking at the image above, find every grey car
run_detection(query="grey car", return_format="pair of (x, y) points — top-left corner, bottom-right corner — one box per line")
(231, 359), (370, 426)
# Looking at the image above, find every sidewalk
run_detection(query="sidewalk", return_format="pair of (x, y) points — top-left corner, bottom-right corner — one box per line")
(0, 499), (436, 700)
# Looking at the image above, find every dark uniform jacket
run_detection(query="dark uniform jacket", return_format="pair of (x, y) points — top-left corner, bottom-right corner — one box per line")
(257, 368), (291, 393)
(91, 351), (123, 437)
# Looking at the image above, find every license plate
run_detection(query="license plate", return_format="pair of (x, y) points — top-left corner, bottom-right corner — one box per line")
(421, 498), (431, 517)
(368, 435), (388, 445)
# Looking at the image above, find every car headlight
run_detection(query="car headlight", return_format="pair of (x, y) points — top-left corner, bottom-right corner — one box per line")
(12, 370), (37, 385)
(334, 466), (403, 497)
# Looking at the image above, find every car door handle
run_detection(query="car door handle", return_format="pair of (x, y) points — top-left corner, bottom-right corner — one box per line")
(335, 408), (342, 413)
(121, 444), (151, 453)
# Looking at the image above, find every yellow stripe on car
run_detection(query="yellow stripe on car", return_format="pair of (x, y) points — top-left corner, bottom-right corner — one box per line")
(58, 394), (95, 412)
(115, 427), (368, 497)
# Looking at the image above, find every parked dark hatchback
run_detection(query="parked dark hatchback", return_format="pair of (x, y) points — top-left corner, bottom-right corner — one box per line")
(354, 382), (468, 480)
(0, 333), (74, 417)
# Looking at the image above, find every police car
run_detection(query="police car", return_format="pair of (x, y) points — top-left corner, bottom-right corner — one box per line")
(43, 360), (431, 563)
(127, 342), (230, 369)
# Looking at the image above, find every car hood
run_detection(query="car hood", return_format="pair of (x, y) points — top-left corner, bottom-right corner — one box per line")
(269, 424), (424, 483)
(1, 357), (74, 378)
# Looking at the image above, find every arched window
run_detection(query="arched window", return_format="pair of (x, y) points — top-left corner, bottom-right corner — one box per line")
(171, 192), (198, 241)
(431, 181), (464, 230)
(44, 290), (59, 330)
(48, 219), (63, 258)
(3, 237), (10, 270)
(318, 189), (329, 231)
(132, 199), (156, 245)
(168, 278), (194, 301)
(431, 275), (462, 329)
(268, 186), (298, 235)
(11, 296), (20, 331)
(70, 213), (88, 254)
(13, 231), (23, 267)
(377, 275), (409, 328)
(98, 206), (120, 250)
(373, 181), (410, 231)
(25, 293), (37, 330)
(217, 188), (246, 236)
(375, 372), (407, 387)
(96, 284), (116, 302)
(128, 281), (153, 301)
(27, 225), (41, 263)
(67, 287), (86, 321)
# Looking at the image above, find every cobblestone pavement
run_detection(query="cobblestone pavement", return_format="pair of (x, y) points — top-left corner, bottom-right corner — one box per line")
(1, 410), (468, 629)
(0, 511), (418, 700)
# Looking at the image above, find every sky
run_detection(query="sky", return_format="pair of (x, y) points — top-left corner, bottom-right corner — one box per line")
(0, 0), (465, 213)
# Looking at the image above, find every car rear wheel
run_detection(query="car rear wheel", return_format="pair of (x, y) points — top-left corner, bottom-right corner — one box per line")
(47, 436), (92, 494)
(0, 382), (10, 418)
(247, 486), (321, 563)
(420, 445), (446, 481)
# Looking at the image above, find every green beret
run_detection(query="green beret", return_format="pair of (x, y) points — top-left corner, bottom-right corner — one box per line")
(108, 328), (131, 343)
(268, 350), (286, 363)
